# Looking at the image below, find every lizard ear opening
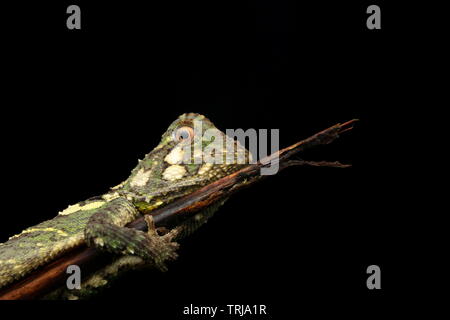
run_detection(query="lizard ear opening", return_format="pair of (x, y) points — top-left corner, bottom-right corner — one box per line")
(172, 126), (194, 143)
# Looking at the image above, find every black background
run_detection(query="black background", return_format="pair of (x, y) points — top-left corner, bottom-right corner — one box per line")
(1, 0), (435, 317)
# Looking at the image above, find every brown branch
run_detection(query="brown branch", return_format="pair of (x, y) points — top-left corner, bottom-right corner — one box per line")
(0, 119), (358, 300)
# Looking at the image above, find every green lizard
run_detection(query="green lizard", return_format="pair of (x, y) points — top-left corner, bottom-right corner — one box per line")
(0, 113), (251, 295)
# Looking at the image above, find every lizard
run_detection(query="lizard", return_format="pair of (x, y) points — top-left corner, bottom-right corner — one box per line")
(0, 113), (252, 296)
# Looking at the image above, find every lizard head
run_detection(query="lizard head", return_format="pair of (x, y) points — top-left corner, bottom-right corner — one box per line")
(118, 113), (251, 212)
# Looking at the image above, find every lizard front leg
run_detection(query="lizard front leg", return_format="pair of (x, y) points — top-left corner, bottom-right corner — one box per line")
(84, 197), (179, 271)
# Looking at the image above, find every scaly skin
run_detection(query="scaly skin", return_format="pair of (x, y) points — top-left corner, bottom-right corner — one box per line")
(0, 113), (250, 289)
(45, 201), (228, 300)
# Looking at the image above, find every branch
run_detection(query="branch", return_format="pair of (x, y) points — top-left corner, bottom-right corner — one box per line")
(0, 119), (358, 300)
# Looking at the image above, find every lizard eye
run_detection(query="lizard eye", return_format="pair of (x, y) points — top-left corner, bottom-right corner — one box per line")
(173, 126), (194, 143)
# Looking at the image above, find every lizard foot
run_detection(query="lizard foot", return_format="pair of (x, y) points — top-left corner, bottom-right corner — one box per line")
(144, 215), (181, 271)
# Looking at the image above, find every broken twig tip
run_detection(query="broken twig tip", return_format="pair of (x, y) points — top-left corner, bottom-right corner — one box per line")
(338, 119), (359, 135)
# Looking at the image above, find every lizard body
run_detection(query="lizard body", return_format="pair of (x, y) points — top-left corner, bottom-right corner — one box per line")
(0, 113), (250, 290)
(44, 200), (228, 300)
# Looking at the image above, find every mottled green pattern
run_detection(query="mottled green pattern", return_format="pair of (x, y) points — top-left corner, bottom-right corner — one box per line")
(45, 201), (227, 300)
(0, 113), (251, 290)
(0, 198), (112, 287)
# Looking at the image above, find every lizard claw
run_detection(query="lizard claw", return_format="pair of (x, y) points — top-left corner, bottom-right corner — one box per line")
(161, 226), (182, 242)
(144, 215), (180, 271)
(145, 214), (158, 237)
